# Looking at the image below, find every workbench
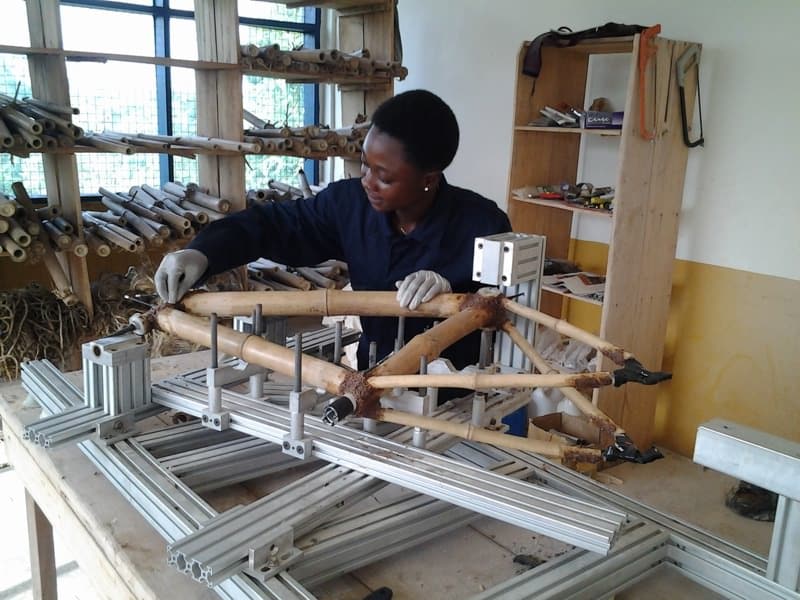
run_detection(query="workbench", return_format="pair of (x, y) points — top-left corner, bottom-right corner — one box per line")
(0, 351), (773, 600)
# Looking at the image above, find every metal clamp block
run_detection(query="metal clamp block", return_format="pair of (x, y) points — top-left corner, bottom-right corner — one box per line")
(201, 411), (230, 431)
(281, 435), (312, 460)
(245, 523), (303, 581)
(96, 414), (136, 444)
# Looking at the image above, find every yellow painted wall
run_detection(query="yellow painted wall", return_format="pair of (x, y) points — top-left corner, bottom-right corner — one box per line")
(571, 239), (800, 457)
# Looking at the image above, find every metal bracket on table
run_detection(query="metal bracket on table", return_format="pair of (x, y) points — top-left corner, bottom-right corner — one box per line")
(694, 418), (800, 592)
(246, 523), (303, 582)
(24, 333), (157, 447)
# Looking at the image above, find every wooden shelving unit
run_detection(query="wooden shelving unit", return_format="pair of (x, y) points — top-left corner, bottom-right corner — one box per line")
(2, 0), (398, 316)
(507, 35), (701, 448)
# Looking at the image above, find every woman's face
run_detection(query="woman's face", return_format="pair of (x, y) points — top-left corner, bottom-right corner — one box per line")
(360, 127), (428, 213)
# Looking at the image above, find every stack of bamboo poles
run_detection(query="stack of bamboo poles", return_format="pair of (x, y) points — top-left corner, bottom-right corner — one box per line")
(240, 45), (407, 83)
(80, 181), (230, 255)
(244, 113), (368, 159)
(245, 169), (322, 206)
(248, 258), (349, 292)
(0, 93), (83, 157)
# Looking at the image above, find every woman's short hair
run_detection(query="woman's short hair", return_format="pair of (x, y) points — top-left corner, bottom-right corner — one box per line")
(371, 89), (460, 172)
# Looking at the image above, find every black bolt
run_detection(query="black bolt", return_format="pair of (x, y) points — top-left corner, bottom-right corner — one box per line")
(283, 441), (290, 450)
(297, 446), (304, 455)
(213, 418), (220, 426)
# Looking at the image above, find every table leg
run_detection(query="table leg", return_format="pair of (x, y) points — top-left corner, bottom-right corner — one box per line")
(25, 489), (58, 600)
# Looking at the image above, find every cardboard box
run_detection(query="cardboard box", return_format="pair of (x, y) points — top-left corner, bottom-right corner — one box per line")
(528, 412), (601, 446)
(583, 111), (623, 129)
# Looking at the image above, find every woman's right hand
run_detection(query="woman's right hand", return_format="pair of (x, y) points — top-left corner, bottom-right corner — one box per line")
(154, 249), (209, 304)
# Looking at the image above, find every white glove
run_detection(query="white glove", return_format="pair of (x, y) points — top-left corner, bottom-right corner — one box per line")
(395, 270), (451, 310)
(154, 249), (209, 304)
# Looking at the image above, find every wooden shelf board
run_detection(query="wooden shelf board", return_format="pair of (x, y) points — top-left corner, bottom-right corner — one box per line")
(514, 126), (621, 136)
(542, 284), (604, 306)
(512, 195), (613, 218)
(522, 36), (635, 55)
(2, 146), (359, 160)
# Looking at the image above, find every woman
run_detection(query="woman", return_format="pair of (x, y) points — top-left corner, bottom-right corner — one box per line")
(155, 89), (511, 369)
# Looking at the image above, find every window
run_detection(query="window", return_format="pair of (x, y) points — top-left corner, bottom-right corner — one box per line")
(0, 0), (319, 197)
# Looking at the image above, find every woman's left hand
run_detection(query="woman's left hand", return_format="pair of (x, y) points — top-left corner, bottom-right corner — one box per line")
(395, 270), (452, 310)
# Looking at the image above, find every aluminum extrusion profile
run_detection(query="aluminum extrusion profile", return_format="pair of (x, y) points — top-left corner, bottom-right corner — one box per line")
(152, 377), (626, 554)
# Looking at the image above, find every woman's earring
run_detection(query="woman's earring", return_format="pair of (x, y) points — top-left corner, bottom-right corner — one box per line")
(424, 186), (430, 192)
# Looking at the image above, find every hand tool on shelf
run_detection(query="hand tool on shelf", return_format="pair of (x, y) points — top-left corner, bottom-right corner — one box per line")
(638, 24), (661, 140)
(676, 43), (705, 148)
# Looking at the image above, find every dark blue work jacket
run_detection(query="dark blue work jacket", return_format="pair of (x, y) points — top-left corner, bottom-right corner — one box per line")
(188, 176), (511, 370)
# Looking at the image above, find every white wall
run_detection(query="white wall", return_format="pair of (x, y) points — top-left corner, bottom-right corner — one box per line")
(395, 0), (800, 281)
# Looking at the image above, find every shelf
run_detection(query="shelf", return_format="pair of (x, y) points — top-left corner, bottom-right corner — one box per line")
(521, 36), (635, 55)
(541, 284), (603, 306)
(513, 195), (613, 218)
(514, 126), (621, 136)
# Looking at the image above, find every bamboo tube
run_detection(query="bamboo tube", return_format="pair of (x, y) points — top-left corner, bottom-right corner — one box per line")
(254, 277), (297, 292)
(504, 298), (632, 365)
(502, 321), (622, 436)
(240, 44), (260, 57)
(92, 223), (138, 252)
(119, 196), (161, 221)
(0, 106), (43, 135)
(296, 266), (337, 289)
(40, 134), (58, 149)
(155, 307), (348, 393)
(249, 280), (274, 292)
(245, 127), (291, 138)
(71, 238), (89, 257)
(141, 216), (170, 239)
(258, 267), (312, 291)
(163, 196), (205, 223)
(369, 308), (490, 382)
(79, 135), (133, 154)
(0, 218), (8, 234)
(297, 168), (313, 198)
(162, 181), (186, 198)
(52, 216), (74, 234)
(178, 290), (462, 319)
(35, 205), (60, 219)
(242, 109), (267, 129)
(140, 184), (172, 205)
(56, 133), (75, 147)
(0, 118), (14, 147)
(42, 221), (72, 249)
(182, 199), (225, 221)
(268, 179), (303, 198)
(22, 97), (79, 117)
(367, 371), (613, 391)
(84, 211), (126, 226)
(128, 186), (160, 208)
(185, 187), (231, 213)
(6, 218), (31, 247)
(0, 233), (27, 262)
(100, 196), (161, 244)
(151, 205), (191, 232)
(257, 44), (280, 61)
(18, 128), (42, 149)
(19, 217), (41, 237)
(379, 409), (601, 462)
(98, 187), (131, 205)
(0, 194), (17, 217)
(84, 229), (111, 257)
(14, 101), (80, 137)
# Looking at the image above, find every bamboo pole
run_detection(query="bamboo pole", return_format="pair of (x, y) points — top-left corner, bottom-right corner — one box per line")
(155, 307), (348, 393)
(502, 321), (622, 436)
(0, 194), (17, 217)
(84, 229), (111, 257)
(367, 371), (613, 391)
(0, 233), (27, 262)
(178, 290), (464, 319)
(380, 409), (602, 462)
(503, 298), (632, 365)
(368, 308), (492, 381)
